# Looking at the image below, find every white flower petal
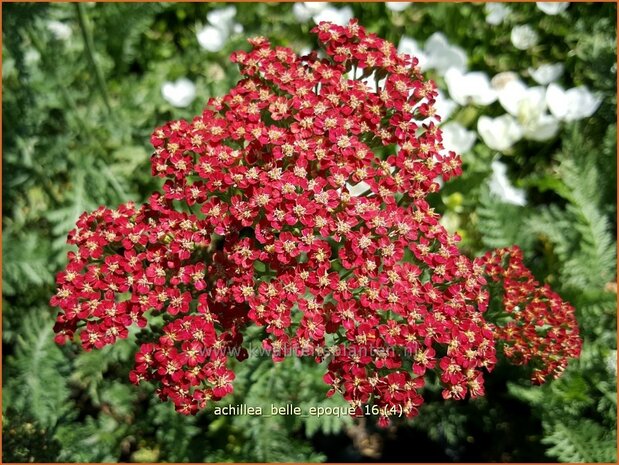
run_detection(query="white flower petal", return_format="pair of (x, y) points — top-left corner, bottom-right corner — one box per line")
(293, 3), (324, 22)
(434, 90), (458, 122)
(298, 46), (313, 57)
(499, 80), (549, 133)
(477, 115), (523, 152)
(491, 71), (521, 91)
(207, 6), (236, 33)
(386, 2), (412, 12)
(528, 63), (564, 85)
(161, 78), (197, 108)
(398, 36), (428, 70)
(494, 79), (557, 141)
(510, 25), (539, 50)
(536, 2), (569, 15)
(304, 2), (329, 14)
(485, 3), (511, 25)
(523, 113), (560, 141)
(47, 20), (72, 40)
(564, 86), (602, 120)
(197, 25), (227, 52)
(489, 160), (527, 206)
(546, 83), (602, 121)
(346, 181), (371, 197)
(519, 86), (547, 116)
(497, 80), (528, 116)
(546, 83), (569, 120)
(313, 6), (353, 26)
(424, 32), (449, 55)
(441, 122), (476, 154)
(445, 68), (497, 106)
(198, 7), (240, 50)
(24, 49), (40, 65)
(424, 32), (467, 74)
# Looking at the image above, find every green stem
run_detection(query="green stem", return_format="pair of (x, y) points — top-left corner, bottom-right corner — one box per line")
(75, 3), (112, 115)
(187, 202), (196, 215)
(340, 268), (354, 280)
(397, 194), (409, 207)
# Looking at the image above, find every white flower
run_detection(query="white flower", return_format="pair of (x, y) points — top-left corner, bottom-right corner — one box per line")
(485, 3), (510, 25)
(313, 6), (353, 26)
(441, 122), (476, 154)
(207, 5), (237, 32)
(525, 113), (560, 141)
(24, 49), (41, 66)
(536, 2), (569, 15)
(477, 115), (523, 152)
(397, 36), (428, 70)
(434, 90), (458, 122)
(445, 68), (497, 106)
(197, 6), (240, 52)
(497, 80), (559, 141)
(424, 32), (467, 75)
(293, 2), (329, 22)
(346, 181), (371, 197)
(197, 25), (227, 52)
(546, 83), (602, 121)
(498, 80), (543, 116)
(161, 78), (197, 108)
(47, 20), (72, 40)
(488, 160), (527, 206)
(298, 45), (313, 57)
(528, 63), (564, 85)
(510, 25), (539, 50)
(293, 3), (313, 22)
(386, 2), (412, 12)
(491, 71), (520, 91)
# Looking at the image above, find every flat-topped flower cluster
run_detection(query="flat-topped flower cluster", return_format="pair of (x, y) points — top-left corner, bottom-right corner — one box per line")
(51, 20), (581, 426)
(479, 246), (582, 384)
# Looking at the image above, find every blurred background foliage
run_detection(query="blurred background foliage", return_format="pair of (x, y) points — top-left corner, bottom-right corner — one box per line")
(2, 2), (616, 462)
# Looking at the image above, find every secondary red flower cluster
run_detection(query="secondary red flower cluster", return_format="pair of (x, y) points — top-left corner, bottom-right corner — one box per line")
(51, 20), (581, 425)
(477, 247), (582, 384)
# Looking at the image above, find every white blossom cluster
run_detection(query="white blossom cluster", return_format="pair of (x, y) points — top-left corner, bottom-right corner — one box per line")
(395, 2), (601, 205)
(162, 6), (243, 108)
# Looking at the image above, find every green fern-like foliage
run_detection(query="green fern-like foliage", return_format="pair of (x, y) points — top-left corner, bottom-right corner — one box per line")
(525, 125), (617, 332)
(475, 185), (534, 253)
(3, 312), (71, 428)
(543, 419), (617, 463)
(2, 230), (54, 298)
(466, 121), (617, 463)
(527, 129), (616, 289)
(516, 123), (616, 463)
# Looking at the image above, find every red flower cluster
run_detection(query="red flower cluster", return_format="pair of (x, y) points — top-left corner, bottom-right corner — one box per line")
(51, 20), (580, 424)
(477, 247), (582, 384)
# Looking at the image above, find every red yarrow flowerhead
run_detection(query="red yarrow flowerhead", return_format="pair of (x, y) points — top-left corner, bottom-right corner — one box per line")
(50, 20), (581, 425)
(476, 246), (582, 384)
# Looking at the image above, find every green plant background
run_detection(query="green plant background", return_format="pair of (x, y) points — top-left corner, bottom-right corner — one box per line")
(3, 2), (616, 462)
